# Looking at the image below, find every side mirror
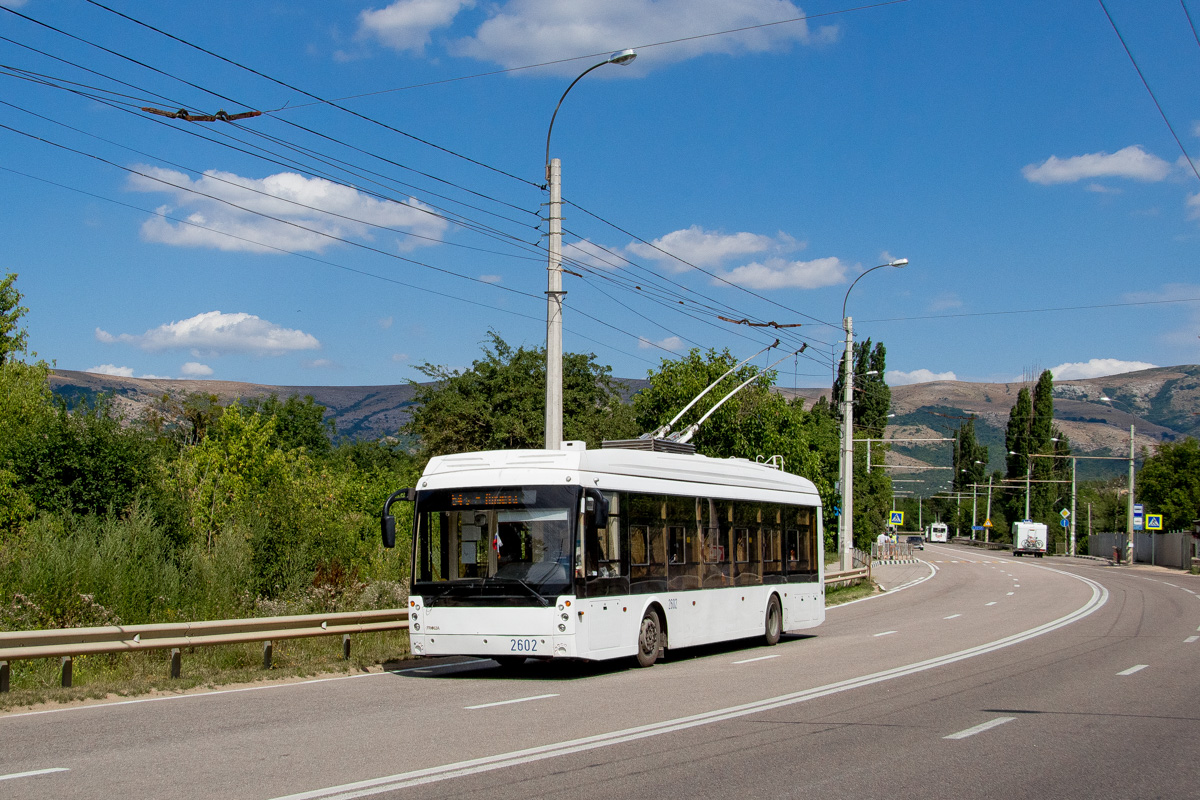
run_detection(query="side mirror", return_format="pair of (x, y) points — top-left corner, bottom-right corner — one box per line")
(586, 489), (609, 530)
(380, 487), (414, 548)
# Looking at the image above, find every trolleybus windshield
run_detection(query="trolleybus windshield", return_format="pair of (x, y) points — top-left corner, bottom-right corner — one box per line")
(412, 485), (578, 605)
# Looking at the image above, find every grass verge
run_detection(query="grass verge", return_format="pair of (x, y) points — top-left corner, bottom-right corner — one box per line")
(825, 580), (878, 605)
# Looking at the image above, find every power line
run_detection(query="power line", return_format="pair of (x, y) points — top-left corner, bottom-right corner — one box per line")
(0, 161), (659, 368)
(78, 0), (538, 188)
(1097, 0), (1200, 182)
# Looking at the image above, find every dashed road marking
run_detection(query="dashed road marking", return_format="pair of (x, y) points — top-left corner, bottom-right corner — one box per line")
(874, 630), (898, 637)
(0, 769), (69, 783)
(1185, 636), (1199, 644)
(985, 602), (997, 606)
(944, 614), (962, 620)
(945, 717), (1016, 740)
(1117, 665), (1148, 676)
(465, 694), (559, 710)
(733, 654), (780, 664)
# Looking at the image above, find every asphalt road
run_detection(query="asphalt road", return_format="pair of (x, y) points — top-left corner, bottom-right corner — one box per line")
(3, 542), (1199, 799)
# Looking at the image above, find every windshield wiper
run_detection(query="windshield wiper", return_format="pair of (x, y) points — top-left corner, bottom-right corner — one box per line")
(500, 577), (550, 607)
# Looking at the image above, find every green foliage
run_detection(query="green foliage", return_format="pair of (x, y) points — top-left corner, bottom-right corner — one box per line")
(1136, 438), (1200, 530)
(633, 347), (836, 544)
(240, 394), (336, 455)
(0, 272), (29, 366)
(404, 330), (636, 459)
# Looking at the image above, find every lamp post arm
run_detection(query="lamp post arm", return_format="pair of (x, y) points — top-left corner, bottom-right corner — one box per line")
(544, 60), (610, 182)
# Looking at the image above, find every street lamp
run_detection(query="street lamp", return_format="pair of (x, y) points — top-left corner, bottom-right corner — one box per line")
(839, 258), (907, 571)
(543, 48), (637, 451)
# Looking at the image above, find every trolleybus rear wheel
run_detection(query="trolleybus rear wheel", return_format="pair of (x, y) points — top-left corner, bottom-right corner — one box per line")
(764, 595), (782, 646)
(635, 609), (661, 668)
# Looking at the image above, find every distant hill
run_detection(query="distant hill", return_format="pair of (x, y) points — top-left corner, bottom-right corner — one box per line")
(50, 366), (1200, 489)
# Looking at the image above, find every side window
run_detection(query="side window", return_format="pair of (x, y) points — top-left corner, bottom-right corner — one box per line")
(630, 525), (649, 566)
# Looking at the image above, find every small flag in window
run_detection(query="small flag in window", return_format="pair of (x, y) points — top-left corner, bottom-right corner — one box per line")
(493, 531), (502, 552)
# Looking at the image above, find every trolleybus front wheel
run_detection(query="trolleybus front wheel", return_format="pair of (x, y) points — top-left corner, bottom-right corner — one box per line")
(635, 609), (662, 668)
(764, 594), (782, 646)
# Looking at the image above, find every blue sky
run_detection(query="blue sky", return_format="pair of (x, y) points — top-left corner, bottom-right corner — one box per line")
(3, 0), (1198, 389)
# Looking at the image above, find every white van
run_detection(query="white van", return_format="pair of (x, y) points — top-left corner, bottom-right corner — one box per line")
(1012, 522), (1047, 557)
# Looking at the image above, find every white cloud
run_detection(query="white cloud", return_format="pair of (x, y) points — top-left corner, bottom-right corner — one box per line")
(96, 311), (320, 357)
(1049, 359), (1158, 381)
(86, 364), (134, 377)
(1021, 145), (1172, 185)
(391, 353), (410, 363)
(1187, 192), (1200, 220)
(712, 256), (846, 290)
(1086, 183), (1122, 194)
(358, 0), (475, 52)
(378, 316), (394, 329)
(928, 292), (962, 312)
(447, 0), (837, 73)
(638, 335), (683, 351)
(478, 274), (502, 283)
(180, 362), (214, 377)
(886, 368), (958, 386)
(303, 359), (339, 369)
(127, 166), (448, 254)
(628, 226), (796, 272)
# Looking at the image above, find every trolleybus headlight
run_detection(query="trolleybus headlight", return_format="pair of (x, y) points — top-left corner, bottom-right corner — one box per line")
(558, 624), (566, 632)
(413, 623), (420, 631)
(561, 613), (568, 621)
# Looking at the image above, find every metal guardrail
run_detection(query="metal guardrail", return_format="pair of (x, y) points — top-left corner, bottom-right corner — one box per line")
(0, 609), (409, 692)
(824, 566), (870, 587)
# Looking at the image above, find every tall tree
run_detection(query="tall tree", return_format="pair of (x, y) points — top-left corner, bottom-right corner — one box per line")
(832, 337), (894, 548)
(404, 331), (635, 460)
(1004, 386), (1033, 524)
(0, 273), (29, 366)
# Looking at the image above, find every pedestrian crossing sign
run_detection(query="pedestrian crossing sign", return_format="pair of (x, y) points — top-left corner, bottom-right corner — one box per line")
(889, 511), (904, 526)
(1146, 514), (1162, 531)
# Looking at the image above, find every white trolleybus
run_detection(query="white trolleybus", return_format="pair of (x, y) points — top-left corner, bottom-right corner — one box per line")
(927, 522), (948, 543)
(381, 440), (825, 668)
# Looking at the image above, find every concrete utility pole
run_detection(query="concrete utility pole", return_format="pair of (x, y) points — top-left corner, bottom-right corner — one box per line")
(1127, 424), (1135, 564)
(542, 49), (636, 451)
(838, 258), (907, 571)
(840, 316), (855, 572)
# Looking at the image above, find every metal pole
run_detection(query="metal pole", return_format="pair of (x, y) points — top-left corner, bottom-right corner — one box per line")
(840, 316), (855, 572)
(972, 483), (978, 540)
(1069, 456), (1077, 556)
(1024, 456), (1032, 521)
(985, 474), (993, 543)
(545, 157), (563, 451)
(1127, 424), (1135, 564)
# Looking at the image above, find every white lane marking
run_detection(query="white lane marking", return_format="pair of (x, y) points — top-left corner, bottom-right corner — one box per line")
(1163, 583), (1179, 588)
(1117, 665), (1148, 676)
(944, 716), (1016, 740)
(265, 571), (1108, 800)
(465, 694), (559, 710)
(0, 768), (69, 782)
(1185, 589), (1196, 595)
(828, 560), (938, 608)
(1, 660), (493, 721)
(733, 654), (780, 665)
(1006, 592), (1014, 596)
(986, 602), (997, 606)
(1185, 636), (1199, 644)
(1014, 585), (1020, 588)
(874, 631), (898, 637)
(944, 614), (962, 620)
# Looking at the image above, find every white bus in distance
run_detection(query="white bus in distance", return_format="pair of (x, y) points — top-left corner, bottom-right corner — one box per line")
(927, 522), (948, 543)
(381, 441), (825, 668)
